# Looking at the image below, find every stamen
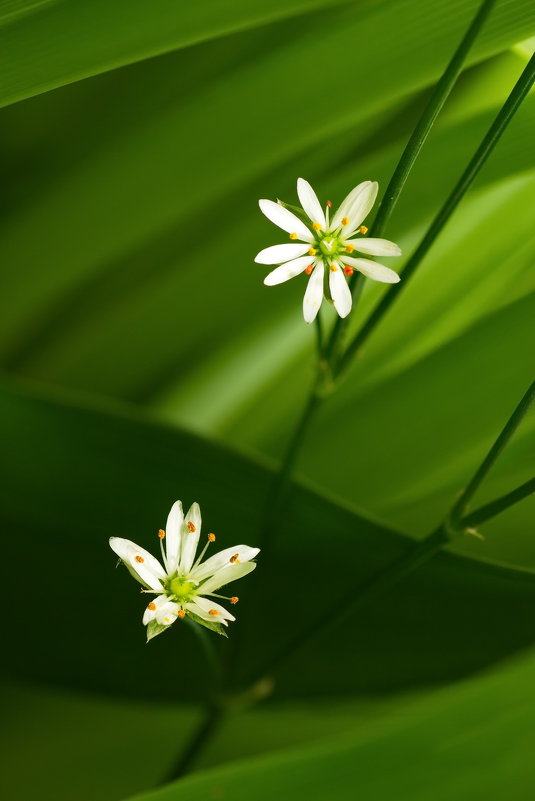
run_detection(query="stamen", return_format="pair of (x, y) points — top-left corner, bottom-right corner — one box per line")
(305, 264), (314, 275)
(208, 533), (216, 542)
(177, 609), (186, 619)
(230, 597), (239, 605)
(147, 602), (156, 611)
(135, 555), (144, 563)
(289, 232), (298, 240)
(308, 247), (317, 256)
(163, 617), (170, 623)
(341, 216), (350, 226)
(326, 200), (332, 208)
(359, 225), (368, 234)
(187, 521), (196, 533)
(229, 553), (240, 563)
(345, 244), (355, 253)
(312, 223), (322, 231)
(209, 609), (220, 616)
(330, 263), (338, 271)
(344, 266), (354, 276)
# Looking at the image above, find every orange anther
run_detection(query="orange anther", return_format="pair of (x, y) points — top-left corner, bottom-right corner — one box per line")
(359, 226), (368, 234)
(147, 602), (156, 611)
(305, 264), (314, 275)
(308, 247), (317, 256)
(135, 555), (144, 563)
(208, 533), (216, 542)
(158, 529), (165, 539)
(312, 223), (322, 231)
(177, 609), (186, 619)
(341, 217), (350, 226)
(209, 609), (220, 616)
(187, 521), (196, 532)
(230, 597), (239, 605)
(326, 200), (332, 208)
(345, 244), (354, 253)
(289, 232), (298, 240)
(229, 554), (240, 563)
(330, 263), (338, 271)
(344, 266), (354, 276)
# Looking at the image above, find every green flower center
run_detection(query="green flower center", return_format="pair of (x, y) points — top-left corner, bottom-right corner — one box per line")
(166, 576), (197, 602)
(318, 235), (341, 257)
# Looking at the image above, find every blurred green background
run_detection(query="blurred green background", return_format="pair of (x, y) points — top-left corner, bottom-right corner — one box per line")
(1, 1), (534, 799)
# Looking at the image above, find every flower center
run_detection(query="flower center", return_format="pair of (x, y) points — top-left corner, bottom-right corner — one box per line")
(318, 235), (340, 257)
(167, 576), (196, 602)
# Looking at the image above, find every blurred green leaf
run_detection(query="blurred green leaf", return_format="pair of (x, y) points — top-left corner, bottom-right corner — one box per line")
(1, 377), (535, 702)
(124, 646), (535, 801)
(0, 0), (350, 108)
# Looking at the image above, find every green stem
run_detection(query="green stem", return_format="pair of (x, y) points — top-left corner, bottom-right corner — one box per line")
(258, 388), (321, 551)
(186, 617), (222, 685)
(314, 314), (324, 358)
(249, 526), (449, 682)
(372, 0), (497, 237)
(449, 380), (535, 528)
(460, 477), (535, 530)
(337, 54), (535, 378)
(164, 703), (224, 782)
(250, 379), (534, 681)
(324, 0), (496, 364)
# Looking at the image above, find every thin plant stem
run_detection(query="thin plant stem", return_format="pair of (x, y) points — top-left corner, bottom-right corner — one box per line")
(248, 525), (449, 682)
(372, 0), (497, 238)
(257, 0), (500, 545)
(314, 313), (324, 358)
(324, 0), (497, 362)
(249, 379), (534, 680)
(186, 617), (222, 685)
(460, 477), (535, 530)
(258, 389), (321, 551)
(337, 55), (535, 378)
(164, 703), (224, 782)
(449, 379), (535, 528)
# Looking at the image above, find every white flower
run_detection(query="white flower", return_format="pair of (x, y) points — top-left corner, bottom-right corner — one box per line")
(110, 501), (260, 640)
(256, 178), (402, 323)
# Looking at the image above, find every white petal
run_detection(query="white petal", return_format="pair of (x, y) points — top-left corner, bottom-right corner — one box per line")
(345, 237), (402, 257)
(164, 500), (183, 574)
(109, 537), (166, 590)
(199, 561), (257, 594)
(187, 596), (235, 625)
(330, 181), (371, 229)
(255, 243), (310, 264)
(190, 545), (260, 583)
(297, 178), (326, 229)
(329, 263), (352, 318)
(142, 594), (168, 625)
(343, 182), (378, 235)
(345, 256), (400, 284)
(155, 600), (180, 626)
(303, 262), (324, 323)
(259, 199), (313, 242)
(179, 502), (202, 573)
(264, 256), (314, 286)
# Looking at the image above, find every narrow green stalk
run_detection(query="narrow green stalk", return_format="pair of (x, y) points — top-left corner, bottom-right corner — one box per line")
(249, 379), (534, 681)
(258, 389), (321, 550)
(314, 314), (324, 358)
(186, 617), (222, 685)
(461, 477), (535, 530)
(164, 703), (224, 782)
(337, 55), (535, 378)
(248, 525), (449, 682)
(449, 380), (535, 528)
(372, 0), (497, 237)
(324, 0), (496, 362)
